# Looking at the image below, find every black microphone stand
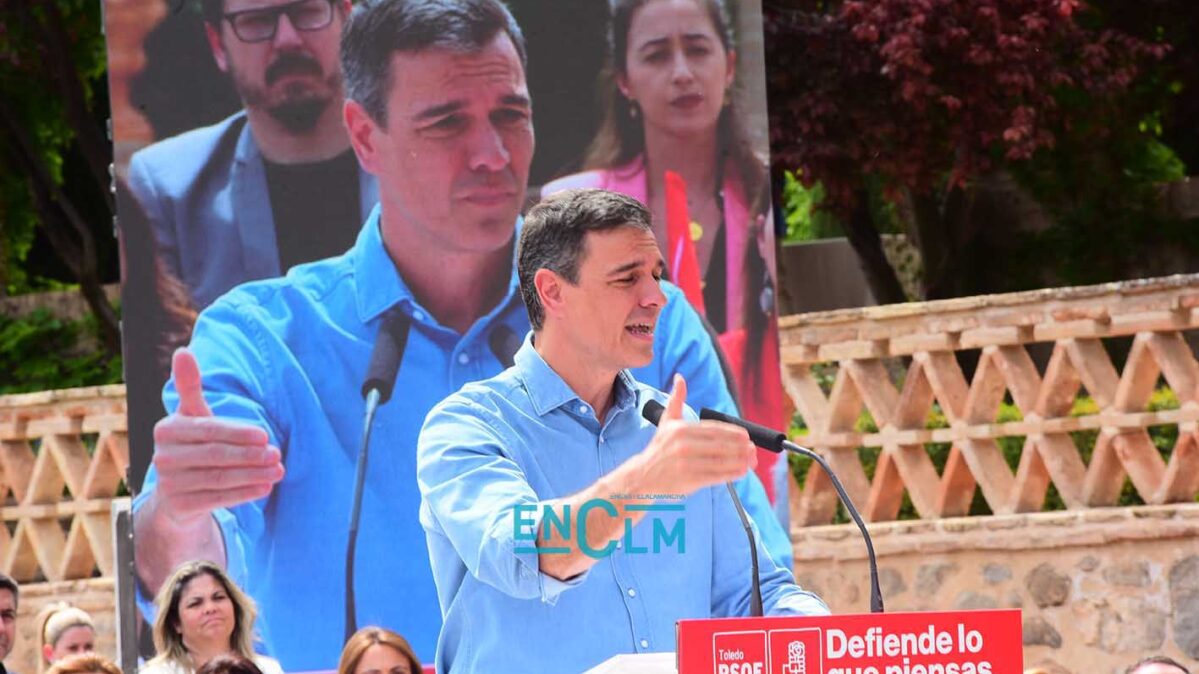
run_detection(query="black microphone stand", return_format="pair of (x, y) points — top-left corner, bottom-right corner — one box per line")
(641, 400), (763, 616)
(347, 310), (412, 641)
(784, 439), (884, 613)
(724, 482), (764, 617)
(697, 406), (885, 614)
(346, 387), (383, 641)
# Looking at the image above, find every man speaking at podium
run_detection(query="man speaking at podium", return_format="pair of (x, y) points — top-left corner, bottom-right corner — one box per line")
(418, 189), (829, 673)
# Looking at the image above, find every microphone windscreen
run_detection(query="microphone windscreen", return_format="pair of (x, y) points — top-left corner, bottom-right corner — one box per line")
(642, 399), (665, 426)
(699, 408), (786, 453)
(361, 310), (411, 403)
(488, 324), (522, 368)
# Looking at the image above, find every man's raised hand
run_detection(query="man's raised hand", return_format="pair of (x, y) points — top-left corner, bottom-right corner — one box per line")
(150, 349), (285, 525)
(637, 375), (756, 497)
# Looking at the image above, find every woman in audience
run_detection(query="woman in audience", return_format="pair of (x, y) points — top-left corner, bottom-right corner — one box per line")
(44, 654), (120, 674)
(337, 627), (421, 674)
(35, 603), (95, 671)
(140, 560), (281, 674)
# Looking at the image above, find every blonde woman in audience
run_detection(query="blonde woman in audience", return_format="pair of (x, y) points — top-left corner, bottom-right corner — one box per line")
(141, 561), (281, 674)
(337, 627), (421, 674)
(44, 654), (120, 674)
(35, 603), (95, 671)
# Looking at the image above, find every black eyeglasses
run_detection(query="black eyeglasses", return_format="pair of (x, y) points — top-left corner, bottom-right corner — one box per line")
(223, 0), (337, 44)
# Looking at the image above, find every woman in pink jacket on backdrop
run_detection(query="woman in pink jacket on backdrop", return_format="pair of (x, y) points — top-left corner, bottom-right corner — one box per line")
(543, 0), (789, 507)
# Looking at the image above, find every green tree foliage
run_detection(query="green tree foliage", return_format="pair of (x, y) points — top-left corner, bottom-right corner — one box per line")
(781, 170), (840, 241)
(0, 0), (119, 355)
(0, 308), (121, 394)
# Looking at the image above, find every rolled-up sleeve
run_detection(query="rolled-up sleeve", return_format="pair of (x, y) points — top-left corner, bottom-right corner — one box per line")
(132, 298), (281, 621)
(418, 397), (588, 604)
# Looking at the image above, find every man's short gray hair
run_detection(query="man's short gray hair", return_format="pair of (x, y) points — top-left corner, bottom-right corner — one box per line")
(341, 0), (527, 127)
(518, 188), (653, 331)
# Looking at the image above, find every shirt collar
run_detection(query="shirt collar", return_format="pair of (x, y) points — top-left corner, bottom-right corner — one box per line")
(352, 206), (525, 325)
(513, 334), (638, 417)
(352, 205), (414, 323)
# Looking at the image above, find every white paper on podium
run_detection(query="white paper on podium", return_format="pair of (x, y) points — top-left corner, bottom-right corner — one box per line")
(581, 652), (676, 674)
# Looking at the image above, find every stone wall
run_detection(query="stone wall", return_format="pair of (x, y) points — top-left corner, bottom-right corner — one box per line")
(6, 579), (118, 674)
(792, 504), (1199, 671)
(0, 285), (119, 322)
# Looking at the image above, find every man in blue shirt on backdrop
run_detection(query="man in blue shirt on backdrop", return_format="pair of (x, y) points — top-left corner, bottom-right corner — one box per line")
(418, 188), (828, 673)
(131, 0), (792, 669)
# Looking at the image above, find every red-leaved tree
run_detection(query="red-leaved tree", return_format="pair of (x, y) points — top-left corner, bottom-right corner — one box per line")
(766, 0), (1167, 303)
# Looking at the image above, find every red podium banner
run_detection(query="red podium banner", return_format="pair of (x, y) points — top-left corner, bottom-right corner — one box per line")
(677, 610), (1022, 674)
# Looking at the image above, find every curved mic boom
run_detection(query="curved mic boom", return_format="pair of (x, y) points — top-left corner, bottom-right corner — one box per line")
(698, 406), (885, 614)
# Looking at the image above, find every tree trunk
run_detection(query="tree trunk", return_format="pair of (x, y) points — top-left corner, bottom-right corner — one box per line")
(0, 97), (121, 356)
(842, 187), (909, 305)
(911, 185), (976, 301)
(38, 2), (115, 214)
(0, 226), (7, 297)
(22, 152), (121, 356)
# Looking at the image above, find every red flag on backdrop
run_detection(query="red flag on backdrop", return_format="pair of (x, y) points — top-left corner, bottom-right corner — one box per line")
(663, 171), (706, 314)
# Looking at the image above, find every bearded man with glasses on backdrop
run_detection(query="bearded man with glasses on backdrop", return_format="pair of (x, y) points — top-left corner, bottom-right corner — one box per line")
(126, 0), (378, 312)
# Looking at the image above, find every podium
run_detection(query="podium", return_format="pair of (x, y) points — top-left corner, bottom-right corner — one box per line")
(584, 609), (1022, 674)
(583, 652), (677, 674)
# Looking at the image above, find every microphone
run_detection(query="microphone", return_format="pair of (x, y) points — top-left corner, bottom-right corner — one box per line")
(488, 323), (522, 368)
(361, 310), (412, 403)
(699, 407), (885, 614)
(642, 398), (666, 425)
(697, 408), (786, 453)
(641, 399), (763, 617)
(347, 309), (413, 640)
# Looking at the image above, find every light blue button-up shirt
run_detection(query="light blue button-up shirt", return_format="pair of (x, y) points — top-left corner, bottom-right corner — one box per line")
(133, 206), (793, 670)
(418, 340), (829, 673)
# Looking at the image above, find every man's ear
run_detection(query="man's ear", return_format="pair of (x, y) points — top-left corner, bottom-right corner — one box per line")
(534, 268), (567, 322)
(205, 22), (228, 74)
(344, 99), (383, 175)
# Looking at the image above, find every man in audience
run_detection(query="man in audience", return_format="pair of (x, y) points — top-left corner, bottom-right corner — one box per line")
(0, 573), (19, 674)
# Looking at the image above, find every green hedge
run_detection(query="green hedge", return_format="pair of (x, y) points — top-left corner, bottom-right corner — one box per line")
(0, 308), (122, 395)
(790, 387), (1183, 522)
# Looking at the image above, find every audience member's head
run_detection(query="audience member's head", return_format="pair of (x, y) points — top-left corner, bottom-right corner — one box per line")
(1126, 656), (1191, 674)
(196, 654), (265, 674)
(36, 603), (96, 671)
(337, 626), (421, 674)
(43, 653), (121, 674)
(0, 572), (18, 663)
(150, 560), (259, 670)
